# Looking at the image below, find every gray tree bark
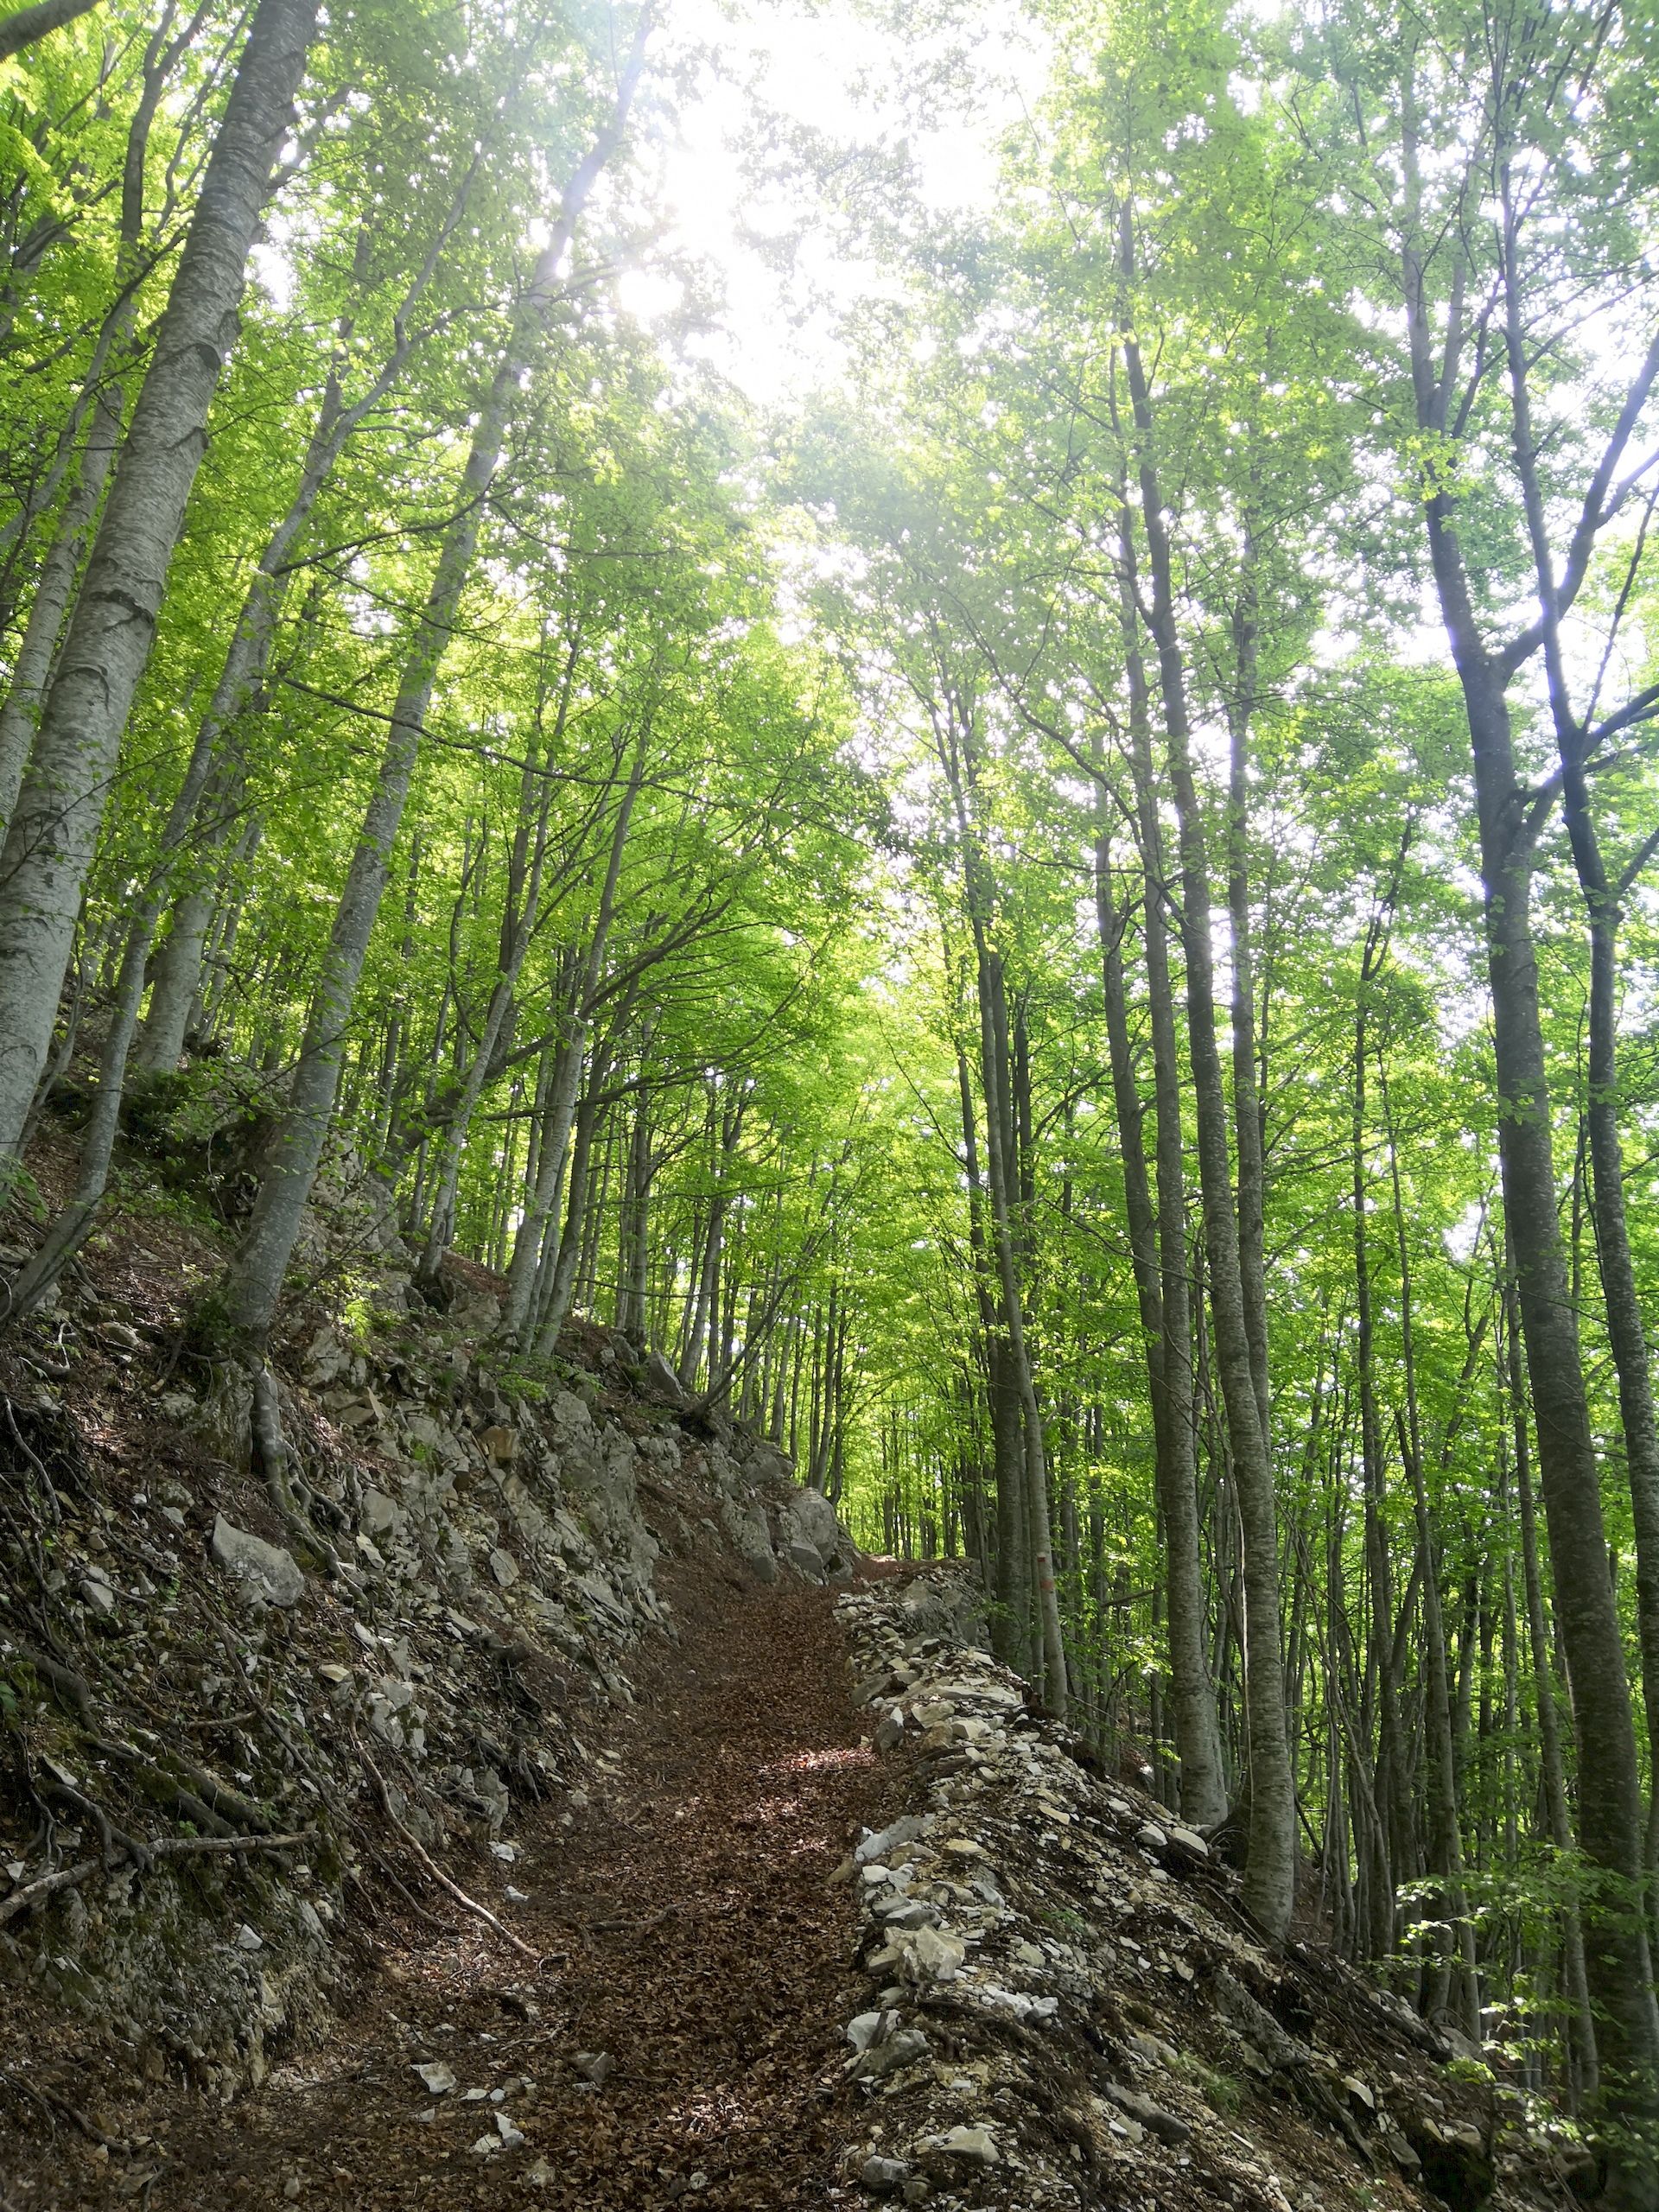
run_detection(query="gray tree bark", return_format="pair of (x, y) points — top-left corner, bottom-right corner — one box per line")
(0, 0), (100, 63)
(1094, 739), (1225, 1827)
(1121, 266), (1296, 1940)
(499, 744), (645, 1344)
(1394, 86), (1659, 2139)
(0, 0), (321, 1170)
(220, 17), (651, 1341)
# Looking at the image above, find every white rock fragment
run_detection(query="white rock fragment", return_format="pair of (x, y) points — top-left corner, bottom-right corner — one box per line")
(209, 1513), (304, 1607)
(904, 1923), (966, 1982)
(934, 2124), (1001, 2167)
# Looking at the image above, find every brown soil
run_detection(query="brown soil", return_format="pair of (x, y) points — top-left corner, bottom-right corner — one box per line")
(3, 1573), (893, 2212)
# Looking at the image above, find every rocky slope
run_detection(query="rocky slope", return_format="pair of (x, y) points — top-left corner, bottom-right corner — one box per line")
(0, 1164), (853, 2146)
(0, 1127), (1591, 2212)
(832, 1570), (1578, 2212)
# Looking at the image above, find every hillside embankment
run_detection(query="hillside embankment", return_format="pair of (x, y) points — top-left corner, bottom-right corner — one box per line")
(0, 1123), (1582, 2212)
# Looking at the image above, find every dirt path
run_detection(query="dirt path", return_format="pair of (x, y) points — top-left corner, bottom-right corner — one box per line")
(22, 1576), (889, 2212)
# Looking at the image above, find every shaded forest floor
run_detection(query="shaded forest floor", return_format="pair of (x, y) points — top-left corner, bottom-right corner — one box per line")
(8, 1572), (893, 2210)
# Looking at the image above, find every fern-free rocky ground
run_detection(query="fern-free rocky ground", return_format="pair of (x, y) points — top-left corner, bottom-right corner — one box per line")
(0, 1131), (1578, 2212)
(35, 1575), (887, 2210)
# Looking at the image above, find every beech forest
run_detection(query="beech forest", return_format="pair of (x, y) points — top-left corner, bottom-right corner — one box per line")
(1, 0), (1659, 2177)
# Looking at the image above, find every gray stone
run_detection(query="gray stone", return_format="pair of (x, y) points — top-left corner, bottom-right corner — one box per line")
(902, 1924), (964, 1982)
(847, 2007), (894, 2050)
(933, 2125), (1000, 2168)
(80, 1567), (115, 1614)
(876, 1898), (938, 1930)
(640, 1349), (689, 1406)
(209, 1514), (304, 1607)
(857, 1814), (928, 1866)
(414, 2061), (456, 2094)
(861, 2155), (911, 2194)
(785, 1539), (826, 1584)
(362, 1486), (401, 1535)
(719, 1496), (779, 1584)
(1104, 2082), (1191, 2145)
(780, 1482), (842, 1567)
(849, 2027), (930, 2081)
(573, 2050), (614, 2087)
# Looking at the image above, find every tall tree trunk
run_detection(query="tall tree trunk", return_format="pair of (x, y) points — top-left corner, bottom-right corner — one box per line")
(499, 749), (645, 1344)
(1506, 1264), (1597, 2103)
(976, 932), (1065, 1713)
(1498, 186), (1659, 1883)
(1224, 546), (1270, 1442)
(1094, 760), (1225, 1825)
(0, 0), (321, 1166)
(0, 0), (102, 65)
(1399, 96), (1659, 2139)
(1414, 401), (1659, 2153)
(0, 0), (203, 822)
(1120, 280), (1296, 1938)
(220, 22), (650, 1340)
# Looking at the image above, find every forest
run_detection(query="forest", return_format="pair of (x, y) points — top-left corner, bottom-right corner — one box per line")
(0, 0), (1657, 2185)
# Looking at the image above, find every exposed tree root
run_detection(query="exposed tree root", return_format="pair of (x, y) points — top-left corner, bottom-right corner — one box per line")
(359, 1743), (539, 1963)
(0, 1827), (315, 1929)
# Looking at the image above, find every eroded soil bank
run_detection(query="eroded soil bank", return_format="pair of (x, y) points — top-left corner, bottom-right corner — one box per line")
(8, 1574), (893, 2211)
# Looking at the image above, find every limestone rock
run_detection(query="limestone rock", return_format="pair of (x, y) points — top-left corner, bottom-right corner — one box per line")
(640, 1349), (689, 1406)
(209, 1514), (304, 1608)
(860, 2153), (911, 2194)
(780, 1482), (842, 1567)
(929, 2124), (1000, 2169)
(746, 1440), (795, 1484)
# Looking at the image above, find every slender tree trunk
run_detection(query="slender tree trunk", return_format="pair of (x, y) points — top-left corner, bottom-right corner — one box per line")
(0, 0), (200, 825)
(1399, 105), (1659, 2136)
(1094, 760), (1225, 1824)
(1499, 199), (1659, 1883)
(219, 25), (650, 1340)
(976, 933), (1065, 1713)
(1420, 474), (1659, 2145)
(1121, 286), (1295, 1938)
(1224, 551), (1270, 1443)
(1506, 1265), (1598, 2103)
(0, 0), (321, 1167)
(500, 751), (645, 1343)
(0, 0), (101, 65)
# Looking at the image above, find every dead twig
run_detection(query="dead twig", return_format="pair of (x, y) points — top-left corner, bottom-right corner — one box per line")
(358, 1743), (539, 1963)
(0, 1827), (315, 1929)
(0, 2066), (128, 2152)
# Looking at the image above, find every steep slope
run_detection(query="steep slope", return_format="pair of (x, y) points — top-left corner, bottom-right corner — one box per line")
(0, 1135), (1586, 2212)
(0, 1141), (856, 2198)
(832, 1570), (1575, 2212)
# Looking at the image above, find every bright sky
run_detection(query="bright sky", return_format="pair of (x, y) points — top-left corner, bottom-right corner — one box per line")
(628, 0), (1047, 405)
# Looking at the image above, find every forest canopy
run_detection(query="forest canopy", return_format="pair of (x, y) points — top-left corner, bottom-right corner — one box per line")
(1, 0), (1658, 2176)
